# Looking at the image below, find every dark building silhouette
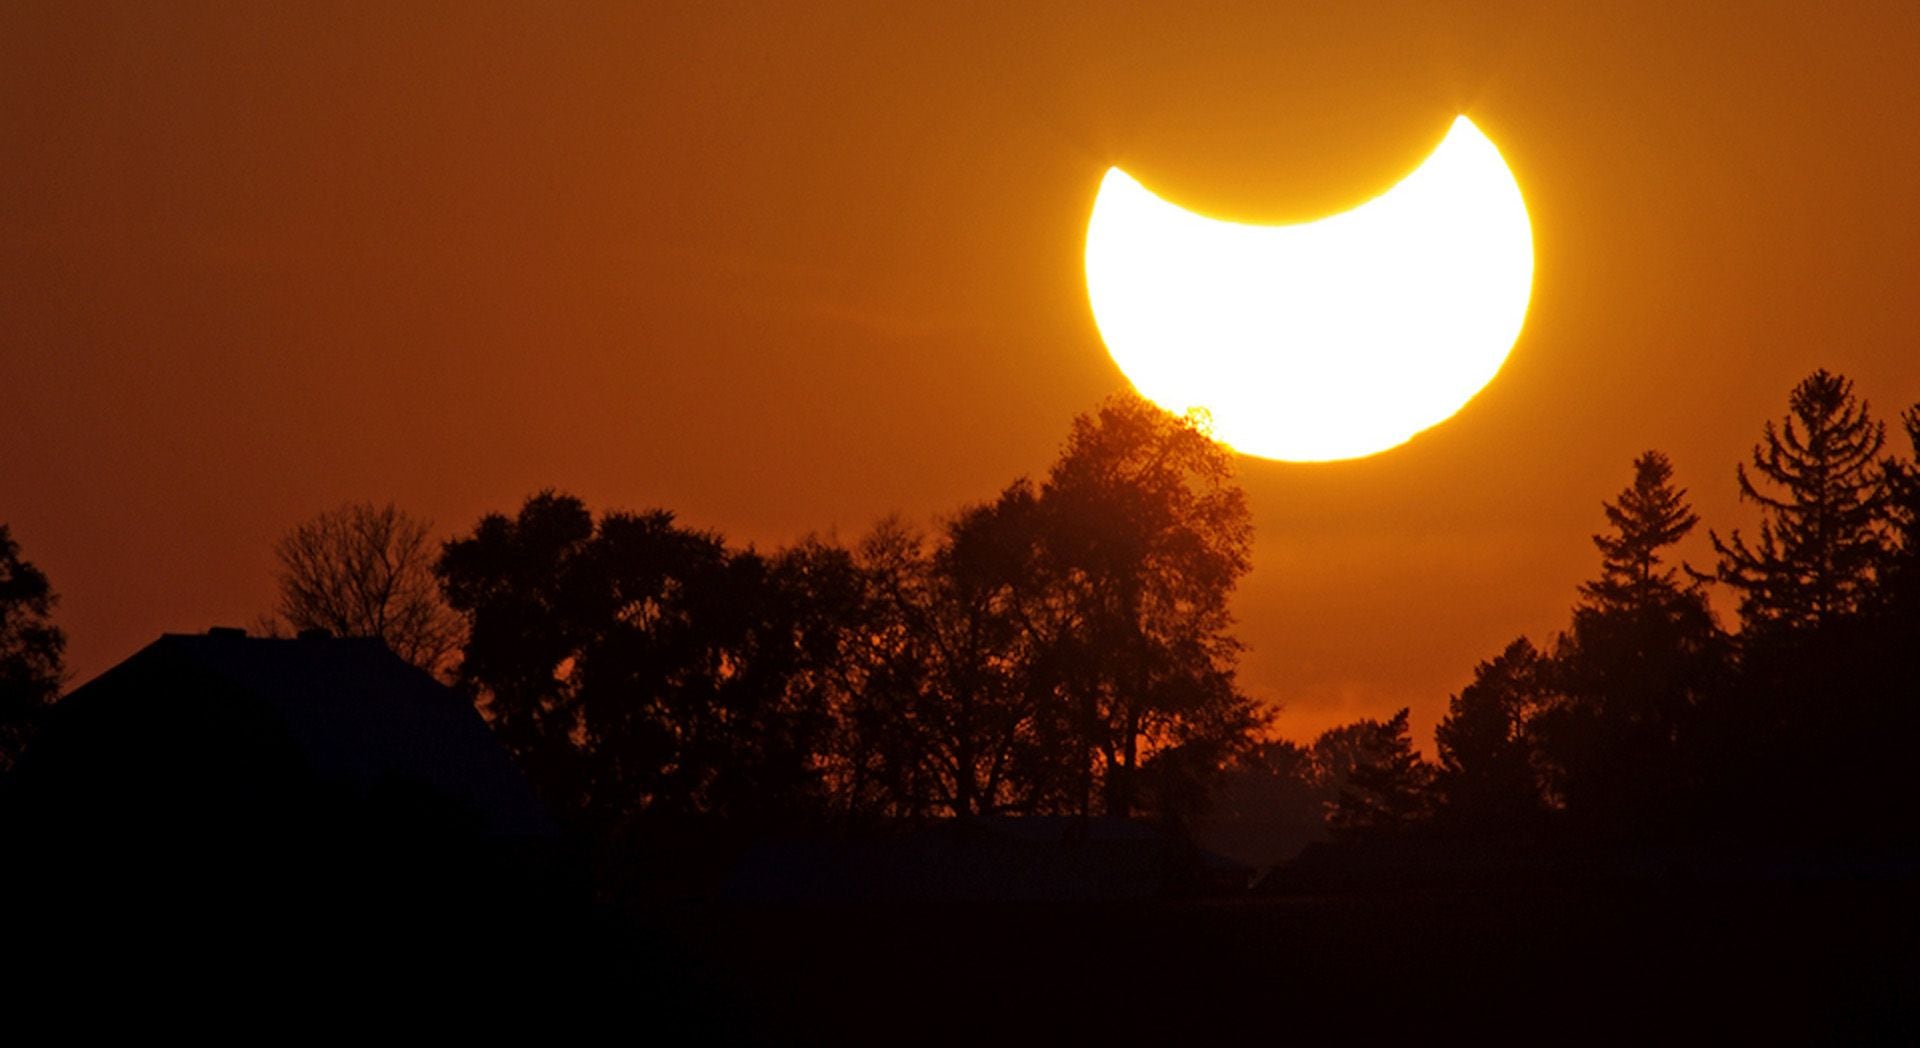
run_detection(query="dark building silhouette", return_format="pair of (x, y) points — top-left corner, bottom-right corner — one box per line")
(6, 630), (570, 1001)
(18, 627), (551, 839)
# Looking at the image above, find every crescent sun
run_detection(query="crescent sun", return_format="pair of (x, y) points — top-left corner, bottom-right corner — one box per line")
(1084, 115), (1535, 463)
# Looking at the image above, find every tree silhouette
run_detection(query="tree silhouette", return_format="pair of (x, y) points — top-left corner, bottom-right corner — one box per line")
(1033, 394), (1257, 817)
(588, 513), (827, 824)
(432, 393), (1268, 836)
(1544, 452), (1725, 832)
(435, 492), (599, 814)
(766, 532), (905, 819)
(437, 492), (833, 828)
(819, 395), (1263, 823)
(830, 492), (1067, 819)
(1879, 404), (1920, 619)
(1435, 637), (1553, 826)
(272, 501), (463, 676)
(809, 519), (946, 820)
(1582, 451), (1701, 613)
(1313, 709), (1435, 836)
(1706, 370), (1889, 633)
(1199, 738), (1327, 864)
(0, 525), (65, 772)
(1734, 399), (1920, 845)
(1853, 403), (1920, 839)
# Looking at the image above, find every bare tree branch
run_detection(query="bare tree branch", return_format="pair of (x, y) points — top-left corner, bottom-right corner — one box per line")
(271, 501), (464, 678)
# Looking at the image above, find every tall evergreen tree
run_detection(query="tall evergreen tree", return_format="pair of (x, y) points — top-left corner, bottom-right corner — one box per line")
(1581, 451), (1700, 614)
(1567, 451), (1722, 693)
(1696, 375), (1897, 844)
(1879, 404), (1920, 618)
(1707, 370), (1889, 633)
(1849, 404), (1920, 840)
(1544, 451), (1724, 833)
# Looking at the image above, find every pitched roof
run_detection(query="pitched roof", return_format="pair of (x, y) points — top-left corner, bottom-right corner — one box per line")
(52, 629), (553, 838)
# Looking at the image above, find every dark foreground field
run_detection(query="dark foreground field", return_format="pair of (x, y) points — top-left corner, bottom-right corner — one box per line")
(616, 880), (1917, 1043)
(10, 852), (1915, 1041)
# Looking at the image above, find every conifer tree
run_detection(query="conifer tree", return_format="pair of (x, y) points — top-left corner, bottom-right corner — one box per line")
(1546, 452), (1723, 832)
(1581, 451), (1700, 614)
(1707, 370), (1889, 633)
(1566, 450), (1722, 703)
(1880, 405), (1920, 618)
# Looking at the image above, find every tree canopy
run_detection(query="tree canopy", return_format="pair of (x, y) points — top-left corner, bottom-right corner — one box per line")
(198, 371), (1920, 875)
(1435, 637), (1551, 826)
(436, 493), (835, 828)
(428, 394), (1260, 831)
(0, 525), (65, 772)
(1032, 395), (1258, 817)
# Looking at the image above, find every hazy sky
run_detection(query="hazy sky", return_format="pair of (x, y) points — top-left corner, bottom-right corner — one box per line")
(6, 2), (1918, 746)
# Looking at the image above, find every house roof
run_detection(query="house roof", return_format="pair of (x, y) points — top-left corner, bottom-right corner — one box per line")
(51, 629), (554, 838)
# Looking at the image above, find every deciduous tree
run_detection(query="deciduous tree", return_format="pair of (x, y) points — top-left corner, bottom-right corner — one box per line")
(434, 492), (599, 811)
(0, 525), (64, 772)
(1313, 709), (1435, 836)
(837, 490), (1065, 818)
(437, 492), (833, 827)
(1033, 393), (1258, 817)
(1435, 637), (1553, 825)
(272, 501), (463, 676)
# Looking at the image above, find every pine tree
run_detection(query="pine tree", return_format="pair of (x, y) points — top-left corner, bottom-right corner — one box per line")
(1880, 405), (1920, 617)
(1581, 451), (1699, 614)
(1545, 452), (1723, 833)
(1707, 370), (1889, 633)
(1567, 450), (1722, 707)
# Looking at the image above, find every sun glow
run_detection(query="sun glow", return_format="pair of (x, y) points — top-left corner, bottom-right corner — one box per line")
(1084, 116), (1534, 462)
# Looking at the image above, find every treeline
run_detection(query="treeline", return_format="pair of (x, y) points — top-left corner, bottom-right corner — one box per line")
(429, 396), (1259, 838)
(384, 368), (1920, 859)
(1415, 368), (1920, 853)
(1217, 369), (1920, 862)
(4, 371), (1917, 865)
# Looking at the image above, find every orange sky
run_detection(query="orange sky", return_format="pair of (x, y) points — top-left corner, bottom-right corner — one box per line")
(5, 2), (1918, 748)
